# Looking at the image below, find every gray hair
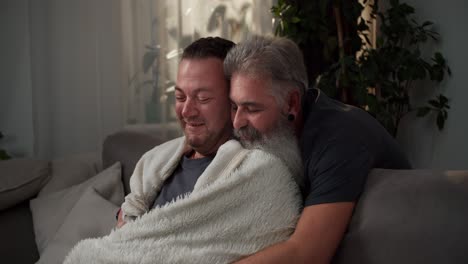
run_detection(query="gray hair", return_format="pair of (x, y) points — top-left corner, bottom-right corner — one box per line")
(224, 35), (308, 106)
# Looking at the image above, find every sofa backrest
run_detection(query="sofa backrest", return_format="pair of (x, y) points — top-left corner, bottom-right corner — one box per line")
(102, 125), (182, 194)
(333, 169), (468, 264)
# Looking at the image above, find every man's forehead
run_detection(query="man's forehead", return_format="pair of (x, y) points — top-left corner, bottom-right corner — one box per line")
(175, 86), (216, 94)
(231, 98), (263, 106)
(231, 74), (273, 90)
(230, 86), (272, 108)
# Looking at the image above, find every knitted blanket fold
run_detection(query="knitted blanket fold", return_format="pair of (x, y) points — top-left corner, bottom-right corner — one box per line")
(64, 138), (302, 264)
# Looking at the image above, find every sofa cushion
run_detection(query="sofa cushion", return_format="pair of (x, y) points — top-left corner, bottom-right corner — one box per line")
(38, 187), (122, 264)
(102, 130), (166, 195)
(0, 159), (51, 210)
(30, 162), (123, 257)
(333, 169), (468, 264)
(39, 152), (102, 196)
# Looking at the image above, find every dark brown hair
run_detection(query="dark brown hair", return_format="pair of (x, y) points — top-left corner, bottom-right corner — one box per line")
(182, 37), (235, 61)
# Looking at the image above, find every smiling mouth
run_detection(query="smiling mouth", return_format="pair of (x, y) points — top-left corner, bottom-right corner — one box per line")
(186, 122), (204, 128)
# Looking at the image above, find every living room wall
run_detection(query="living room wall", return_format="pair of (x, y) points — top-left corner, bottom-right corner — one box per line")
(0, 0), (35, 157)
(397, 0), (468, 169)
(0, 0), (124, 159)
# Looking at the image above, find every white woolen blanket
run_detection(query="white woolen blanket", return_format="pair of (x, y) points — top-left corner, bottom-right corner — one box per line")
(64, 138), (302, 264)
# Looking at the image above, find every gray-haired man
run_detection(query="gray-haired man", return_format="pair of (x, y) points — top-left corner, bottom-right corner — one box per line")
(226, 35), (411, 263)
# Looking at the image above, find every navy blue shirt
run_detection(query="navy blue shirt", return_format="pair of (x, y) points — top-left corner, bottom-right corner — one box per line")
(301, 89), (411, 206)
(152, 154), (214, 208)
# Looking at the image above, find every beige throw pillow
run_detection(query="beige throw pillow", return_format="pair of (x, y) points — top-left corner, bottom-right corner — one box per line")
(38, 187), (122, 264)
(30, 162), (123, 256)
(39, 152), (102, 196)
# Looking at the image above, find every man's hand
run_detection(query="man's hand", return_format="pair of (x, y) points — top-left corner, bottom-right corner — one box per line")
(116, 208), (126, 228)
(235, 202), (355, 264)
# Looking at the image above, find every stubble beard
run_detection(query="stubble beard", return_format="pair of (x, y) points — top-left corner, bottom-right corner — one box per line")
(184, 119), (232, 155)
(182, 118), (208, 150)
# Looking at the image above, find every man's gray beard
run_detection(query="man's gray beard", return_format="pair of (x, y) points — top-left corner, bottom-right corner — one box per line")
(234, 117), (303, 187)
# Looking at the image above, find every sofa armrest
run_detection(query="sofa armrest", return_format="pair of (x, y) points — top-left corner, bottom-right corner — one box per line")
(333, 169), (468, 264)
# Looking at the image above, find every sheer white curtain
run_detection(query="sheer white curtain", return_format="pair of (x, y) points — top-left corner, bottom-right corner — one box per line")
(121, 0), (275, 127)
(28, 0), (124, 159)
(1, 0), (274, 159)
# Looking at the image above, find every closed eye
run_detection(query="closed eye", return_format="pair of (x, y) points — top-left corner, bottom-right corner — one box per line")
(245, 106), (263, 113)
(246, 109), (261, 113)
(197, 97), (212, 103)
(175, 95), (186, 102)
(234, 106), (263, 114)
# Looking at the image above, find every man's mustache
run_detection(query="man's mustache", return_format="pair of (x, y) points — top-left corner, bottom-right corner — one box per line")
(234, 126), (262, 142)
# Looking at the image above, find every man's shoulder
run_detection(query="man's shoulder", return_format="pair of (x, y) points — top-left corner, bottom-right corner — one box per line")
(303, 91), (394, 150)
(140, 136), (186, 161)
(305, 91), (377, 135)
(301, 108), (369, 159)
(302, 91), (409, 168)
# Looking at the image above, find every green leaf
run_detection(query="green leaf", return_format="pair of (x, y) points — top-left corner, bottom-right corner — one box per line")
(422, 21), (434, 27)
(434, 52), (443, 62)
(291, 16), (301, 23)
(438, 94), (448, 105)
(428, 99), (440, 108)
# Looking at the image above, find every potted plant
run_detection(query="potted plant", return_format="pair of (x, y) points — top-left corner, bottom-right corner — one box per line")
(271, 0), (451, 136)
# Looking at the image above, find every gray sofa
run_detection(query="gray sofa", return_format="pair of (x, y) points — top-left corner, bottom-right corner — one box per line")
(1, 129), (467, 264)
(0, 129), (167, 264)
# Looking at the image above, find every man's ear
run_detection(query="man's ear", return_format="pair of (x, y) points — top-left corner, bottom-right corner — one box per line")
(285, 89), (301, 117)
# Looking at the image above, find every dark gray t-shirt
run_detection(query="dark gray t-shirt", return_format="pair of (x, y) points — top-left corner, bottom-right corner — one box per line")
(301, 89), (411, 206)
(152, 154), (214, 208)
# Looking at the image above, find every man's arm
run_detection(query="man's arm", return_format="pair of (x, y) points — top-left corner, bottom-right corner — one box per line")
(235, 202), (355, 264)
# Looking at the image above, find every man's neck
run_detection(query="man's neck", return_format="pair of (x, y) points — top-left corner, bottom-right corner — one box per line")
(188, 149), (216, 159)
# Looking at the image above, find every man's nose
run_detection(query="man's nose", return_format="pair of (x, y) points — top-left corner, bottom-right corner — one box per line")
(181, 99), (198, 118)
(232, 110), (247, 129)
